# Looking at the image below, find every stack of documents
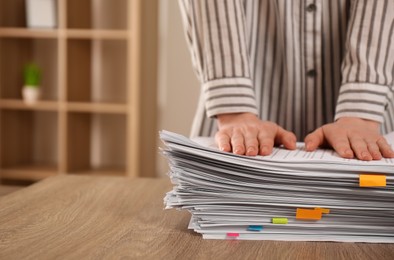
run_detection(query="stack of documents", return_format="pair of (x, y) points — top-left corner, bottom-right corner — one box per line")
(161, 130), (394, 243)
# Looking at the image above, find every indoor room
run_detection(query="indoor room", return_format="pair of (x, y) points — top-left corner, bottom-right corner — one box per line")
(0, 0), (393, 259)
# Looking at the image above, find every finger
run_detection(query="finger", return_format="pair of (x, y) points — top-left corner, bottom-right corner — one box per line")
(304, 128), (324, 151)
(215, 132), (231, 152)
(258, 137), (274, 156)
(377, 137), (394, 158)
(328, 135), (354, 159)
(230, 130), (245, 155)
(366, 140), (382, 160)
(275, 127), (296, 150)
(244, 130), (259, 156)
(348, 136), (372, 161)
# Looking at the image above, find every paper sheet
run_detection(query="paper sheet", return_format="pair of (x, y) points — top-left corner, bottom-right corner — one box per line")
(161, 130), (394, 243)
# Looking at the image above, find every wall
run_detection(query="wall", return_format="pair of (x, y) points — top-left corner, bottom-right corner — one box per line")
(157, 0), (200, 176)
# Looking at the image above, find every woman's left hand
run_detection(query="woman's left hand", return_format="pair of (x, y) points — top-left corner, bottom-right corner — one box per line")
(304, 117), (394, 160)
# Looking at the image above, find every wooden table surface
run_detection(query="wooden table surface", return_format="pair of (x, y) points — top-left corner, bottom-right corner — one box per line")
(0, 175), (393, 260)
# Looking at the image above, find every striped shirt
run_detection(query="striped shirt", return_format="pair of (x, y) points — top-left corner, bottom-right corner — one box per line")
(179, 0), (394, 139)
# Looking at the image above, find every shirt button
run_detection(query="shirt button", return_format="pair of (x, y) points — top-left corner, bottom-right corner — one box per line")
(306, 3), (317, 12)
(307, 69), (317, 77)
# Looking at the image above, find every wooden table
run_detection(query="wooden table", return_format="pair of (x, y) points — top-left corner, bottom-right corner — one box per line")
(0, 175), (393, 260)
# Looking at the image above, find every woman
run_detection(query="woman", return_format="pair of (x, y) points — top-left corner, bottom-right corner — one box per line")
(179, 0), (394, 160)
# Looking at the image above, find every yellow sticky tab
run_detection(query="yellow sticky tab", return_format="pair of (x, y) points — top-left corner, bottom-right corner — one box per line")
(296, 208), (322, 220)
(315, 208), (330, 214)
(359, 174), (386, 187)
(272, 218), (288, 224)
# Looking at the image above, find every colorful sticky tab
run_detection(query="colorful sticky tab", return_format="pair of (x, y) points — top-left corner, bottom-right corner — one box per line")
(226, 233), (239, 238)
(272, 218), (288, 224)
(315, 207), (330, 214)
(359, 174), (386, 187)
(296, 208), (322, 220)
(247, 225), (263, 231)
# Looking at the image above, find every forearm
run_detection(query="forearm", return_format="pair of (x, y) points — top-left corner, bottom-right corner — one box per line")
(336, 0), (394, 123)
(179, 0), (258, 117)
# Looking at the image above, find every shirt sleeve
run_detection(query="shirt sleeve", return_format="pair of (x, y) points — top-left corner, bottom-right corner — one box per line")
(178, 0), (258, 118)
(335, 0), (394, 123)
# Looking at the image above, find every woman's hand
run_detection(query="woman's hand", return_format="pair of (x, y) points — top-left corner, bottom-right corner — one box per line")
(304, 117), (394, 160)
(216, 112), (297, 156)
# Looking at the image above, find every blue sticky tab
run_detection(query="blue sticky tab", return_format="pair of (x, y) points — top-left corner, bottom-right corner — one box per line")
(247, 225), (263, 231)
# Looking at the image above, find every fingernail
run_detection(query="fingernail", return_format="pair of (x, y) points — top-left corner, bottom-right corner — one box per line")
(344, 149), (353, 157)
(247, 147), (255, 155)
(260, 146), (268, 155)
(372, 152), (382, 160)
(361, 152), (371, 160)
(220, 145), (229, 152)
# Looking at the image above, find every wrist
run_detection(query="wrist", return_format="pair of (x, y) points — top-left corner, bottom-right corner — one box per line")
(336, 117), (380, 129)
(217, 112), (256, 122)
(217, 112), (258, 127)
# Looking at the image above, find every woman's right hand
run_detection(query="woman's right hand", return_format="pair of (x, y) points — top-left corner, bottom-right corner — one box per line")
(216, 112), (297, 156)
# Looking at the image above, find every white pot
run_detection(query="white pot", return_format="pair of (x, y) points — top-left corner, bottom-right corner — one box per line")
(22, 87), (41, 104)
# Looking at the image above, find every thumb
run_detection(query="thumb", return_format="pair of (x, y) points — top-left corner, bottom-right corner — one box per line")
(304, 127), (324, 151)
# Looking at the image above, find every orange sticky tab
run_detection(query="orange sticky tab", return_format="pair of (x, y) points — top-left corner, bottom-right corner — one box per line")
(315, 208), (330, 214)
(296, 208), (322, 220)
(359, 174), (386, 187)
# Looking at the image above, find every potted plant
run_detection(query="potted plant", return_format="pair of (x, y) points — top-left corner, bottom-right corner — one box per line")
(22, 63), (41, 104)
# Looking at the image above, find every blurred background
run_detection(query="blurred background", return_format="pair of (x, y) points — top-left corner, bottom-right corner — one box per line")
(0, 0), (200, 191)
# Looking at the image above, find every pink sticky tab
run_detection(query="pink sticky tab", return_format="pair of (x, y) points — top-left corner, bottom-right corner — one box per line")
(226, 233), (239, 238)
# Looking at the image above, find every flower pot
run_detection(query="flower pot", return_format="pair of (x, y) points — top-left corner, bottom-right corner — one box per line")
(22, 87), (41, 104)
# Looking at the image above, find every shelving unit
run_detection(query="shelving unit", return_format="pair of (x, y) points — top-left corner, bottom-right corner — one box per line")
(67, 112), (126, 175)
(0, 110), (58, 181)
(0, 0), (158, 182)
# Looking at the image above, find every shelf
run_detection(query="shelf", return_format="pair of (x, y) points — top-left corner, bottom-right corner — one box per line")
(0, 28), (58, 38)
(1, 165), (58, 181)
(0, 28), (129, 40)
(0, 27), (129, 40)
(0, 28), (128, 40)
(67, 39), (127, 104)
(66, 102), (127, 114)
(66, 29), (128, 40)
(0, 38), (58, 100)
(0, 99), (58, 111)
(0, 100), (128, 113)
(66, 113), (126, 174)
(67, 0), (128, 30)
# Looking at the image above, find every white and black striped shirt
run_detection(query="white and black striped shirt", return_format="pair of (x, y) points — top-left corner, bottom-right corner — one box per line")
(179, 0), (394, 139)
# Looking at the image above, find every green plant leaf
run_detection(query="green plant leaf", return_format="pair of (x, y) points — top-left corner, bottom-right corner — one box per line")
(24, 63), (41, 86)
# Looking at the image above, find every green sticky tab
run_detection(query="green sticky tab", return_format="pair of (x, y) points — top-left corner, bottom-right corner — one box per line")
(272, 218), (288, 224)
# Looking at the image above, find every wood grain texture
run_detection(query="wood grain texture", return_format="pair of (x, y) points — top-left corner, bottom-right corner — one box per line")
(0, 175), (392, 260)
(0, 184), (22, 196)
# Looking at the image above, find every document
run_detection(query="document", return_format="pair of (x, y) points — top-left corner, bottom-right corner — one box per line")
(161, 131), (394, 243)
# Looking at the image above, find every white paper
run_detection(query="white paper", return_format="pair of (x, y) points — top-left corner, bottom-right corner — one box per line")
(161, 130), (394, 243)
